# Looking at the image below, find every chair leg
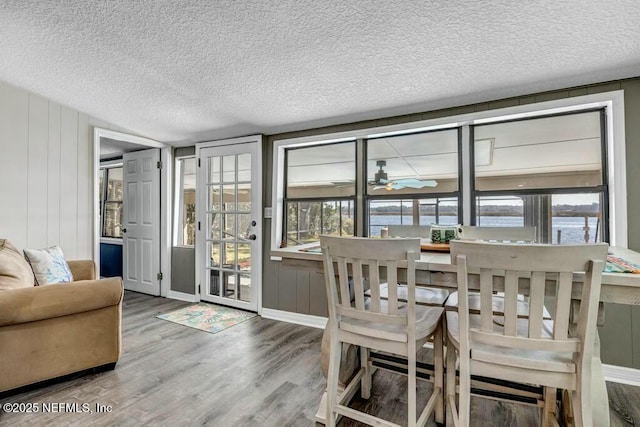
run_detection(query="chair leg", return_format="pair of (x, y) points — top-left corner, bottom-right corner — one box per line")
(542, 387), (557, 427)
(572, 362), (594, 427)
(458, 355), (470, 427)
(326, 335), (342, 427)
(408, 349), (417, 427)
(360, 346), (371, 399)
(434, 326), (444, 425)
(445, 335), (457, 427)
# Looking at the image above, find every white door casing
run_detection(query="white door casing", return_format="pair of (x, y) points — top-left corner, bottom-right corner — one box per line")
(123, 148), (161, 295)
(196, 137), (262, 312)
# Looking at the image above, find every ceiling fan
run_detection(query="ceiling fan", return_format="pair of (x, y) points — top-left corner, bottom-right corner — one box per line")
(369, 160), (437, 191)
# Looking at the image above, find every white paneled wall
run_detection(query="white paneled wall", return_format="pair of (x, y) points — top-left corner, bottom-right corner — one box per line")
(0, 80), (119, 259)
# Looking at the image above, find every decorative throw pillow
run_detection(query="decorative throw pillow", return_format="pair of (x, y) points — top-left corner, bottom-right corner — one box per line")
(0, 239), (35, 290)
(23, 245), (74, 286)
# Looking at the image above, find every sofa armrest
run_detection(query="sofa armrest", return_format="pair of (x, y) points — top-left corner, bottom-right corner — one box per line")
(67, 260), (97, 281)
(0, 277), (123, 327)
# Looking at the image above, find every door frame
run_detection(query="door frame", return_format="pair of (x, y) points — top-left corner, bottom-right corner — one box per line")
(196, 135), (263, 314)
(93, 127), (173, 297)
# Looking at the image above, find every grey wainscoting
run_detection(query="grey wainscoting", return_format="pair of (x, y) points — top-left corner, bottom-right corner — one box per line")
(171, 246), (195, 294)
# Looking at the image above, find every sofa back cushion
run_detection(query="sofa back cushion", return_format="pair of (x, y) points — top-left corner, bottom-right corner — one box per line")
(0, 240), (35, 290)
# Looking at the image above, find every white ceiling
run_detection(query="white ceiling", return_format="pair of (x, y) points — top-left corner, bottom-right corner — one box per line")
(1, 1), (639, 146)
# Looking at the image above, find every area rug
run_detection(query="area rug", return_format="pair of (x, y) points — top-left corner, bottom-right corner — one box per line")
(156, 303), (257, 334)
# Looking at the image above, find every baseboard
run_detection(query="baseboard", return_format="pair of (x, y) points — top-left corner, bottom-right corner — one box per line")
(261, 308), (327, 329)
(603, 363), (640, 387)
(166, 290), (198, 303)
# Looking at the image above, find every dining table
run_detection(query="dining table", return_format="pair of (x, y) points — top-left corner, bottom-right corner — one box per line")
(271, 240), (640, 426)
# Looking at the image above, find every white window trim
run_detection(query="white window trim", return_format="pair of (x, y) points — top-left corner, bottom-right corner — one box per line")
(271, 90), (627, 256)
(172, 155), (196, 247)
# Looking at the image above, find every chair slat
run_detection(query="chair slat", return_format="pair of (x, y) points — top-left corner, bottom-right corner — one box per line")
(387, 260), (399, 315)
(554, 272), (573, 341)
(368, 259), (381, 312)
(337, 256), (351, 307)
(503, 270), (518, 336)
(528, 271), (546, 339)
(479, 269), (493, 332)
(352, 258), (365, 311)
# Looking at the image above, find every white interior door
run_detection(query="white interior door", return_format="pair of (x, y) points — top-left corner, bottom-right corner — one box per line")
(197, 140), (261, 312)
(123, 148), (161, 295)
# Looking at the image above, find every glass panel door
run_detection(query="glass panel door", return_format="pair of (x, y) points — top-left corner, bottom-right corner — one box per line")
(197, 141), (261, 311)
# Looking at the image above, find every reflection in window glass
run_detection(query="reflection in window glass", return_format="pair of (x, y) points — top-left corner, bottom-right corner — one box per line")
(176, 158), (196, 246)
(367, 129), (458, 196)
(473, 111), (602, 192)
(368, 198), (458, 237)
(286, 142), (356, 198)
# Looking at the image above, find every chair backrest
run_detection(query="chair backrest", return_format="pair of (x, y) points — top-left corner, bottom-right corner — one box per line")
(320, 235), (421, 327)
(459, 225), (536, 243)
(387, 224), (431, 238)
(450, 240), (607, 362)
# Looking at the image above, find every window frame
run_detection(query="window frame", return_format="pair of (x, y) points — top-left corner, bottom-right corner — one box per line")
(270, 90), (627, 258)
(282, 141), (357, 245)
(363, 126), (463, 235)
(470, 108), (610, 243)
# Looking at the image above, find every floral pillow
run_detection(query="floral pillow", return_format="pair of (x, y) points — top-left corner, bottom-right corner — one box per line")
(23, 245), (74, 286)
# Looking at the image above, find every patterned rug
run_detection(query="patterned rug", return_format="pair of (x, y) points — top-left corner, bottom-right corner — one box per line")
(156, 303), (257, 334)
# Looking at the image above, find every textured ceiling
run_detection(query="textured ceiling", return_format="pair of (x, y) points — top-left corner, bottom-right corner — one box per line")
(1, 0), (639, 146)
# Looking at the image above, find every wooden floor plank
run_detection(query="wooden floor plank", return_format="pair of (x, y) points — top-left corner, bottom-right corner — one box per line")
(0, 291), (638, 426)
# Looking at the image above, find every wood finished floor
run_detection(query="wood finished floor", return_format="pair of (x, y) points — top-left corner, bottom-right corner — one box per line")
(0, 291), (638, 426)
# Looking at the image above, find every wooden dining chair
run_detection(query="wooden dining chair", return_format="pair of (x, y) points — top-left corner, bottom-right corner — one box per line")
(459, 225), (536, 243)
(445, 240), (607, 427)
(321, 235), (444, 427)
(370, 224), (449, 307)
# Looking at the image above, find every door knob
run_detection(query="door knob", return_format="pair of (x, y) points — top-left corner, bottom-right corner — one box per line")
(248, 234), (257, 240)
(122, 228), (127, 233)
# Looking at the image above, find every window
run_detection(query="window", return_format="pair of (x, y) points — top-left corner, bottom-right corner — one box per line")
(100, 166), (124, 238)
(272, 90), (627, 249)
(472, 110), (607, 244)
(174, 157), (196, 246)
(366, 129), (460, 236)
(283, 142), (356, 245)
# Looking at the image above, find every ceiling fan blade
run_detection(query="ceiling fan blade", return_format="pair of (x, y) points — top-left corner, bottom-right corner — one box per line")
(394, 178), (438, 188)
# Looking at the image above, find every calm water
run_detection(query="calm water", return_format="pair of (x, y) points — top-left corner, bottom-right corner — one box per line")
(369, 215), (601, 244)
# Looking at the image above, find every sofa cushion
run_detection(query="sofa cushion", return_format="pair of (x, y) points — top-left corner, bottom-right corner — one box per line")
(0, 240), (35, 290)
(23, 245), (74, 286)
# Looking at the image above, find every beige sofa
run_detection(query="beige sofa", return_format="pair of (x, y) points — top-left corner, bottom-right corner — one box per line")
(0, 241), (123, 394)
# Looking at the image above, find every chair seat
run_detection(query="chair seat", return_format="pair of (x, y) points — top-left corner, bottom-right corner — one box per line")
(445, 310), (575, 373)
(341, 305), (444, 343)
(365, 284), (450, 306)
